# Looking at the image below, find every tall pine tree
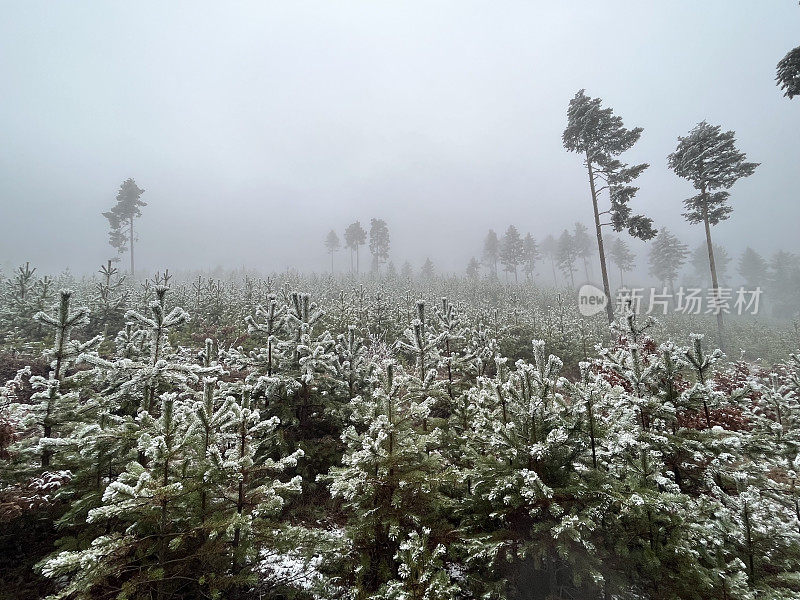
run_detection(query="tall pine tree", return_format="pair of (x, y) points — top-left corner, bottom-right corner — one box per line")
(563, 90), (656, 323)
(103, 178), (146, 277)
(668, 121), (758, 349)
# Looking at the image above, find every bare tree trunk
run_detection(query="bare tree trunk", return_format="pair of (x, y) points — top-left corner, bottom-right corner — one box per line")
(587, 155), (614, 324)
(129, 216), (135, 277)
(702, 188), (725, 351)
(669, 277), (676, 308)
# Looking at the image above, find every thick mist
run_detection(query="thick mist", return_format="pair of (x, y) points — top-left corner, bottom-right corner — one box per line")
(1, 1), (798, 279)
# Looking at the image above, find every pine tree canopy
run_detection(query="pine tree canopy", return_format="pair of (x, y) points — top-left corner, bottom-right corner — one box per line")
(609, 237), (636, 272)
(344, 221), (367, 250)
(325, 230), (340, 253)
(667, 121), (759, 225)
(563, 89), (655, 240)
(777, 45), (800, 99)
(102, 179), (146, 253)
(369, 218), (390, 264)
(648, 228), (688, 285)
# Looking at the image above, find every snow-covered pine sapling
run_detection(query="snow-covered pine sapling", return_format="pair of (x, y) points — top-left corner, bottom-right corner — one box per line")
(323, 360), (445, 596)
(222, 386), (303, 574)
(336, 325), (369, 400)
(787, 353), (800, 396)
(9, 262), (37, 307)
(652, 341), (686, 433)
(297, 327), (338, 388)
(758, 372), (799, 443)
(41, 392), (195, 600)
(114, 321), (148, 360)
(600, 310), (681, 499)
(378, 527), (459, 600)
(460, 343), (622, 598)
(602, 309), (662, 431)
(355, 284), (367, 326)
(2, 262), (43, 338)
(191, 274), (204, 312)
(32, 290), (100, 467)
(434, 297), (468, 401)
(124, 285), (190, 411)
(366, 289), (394, 339)
(284, 292), (323, 371)
(397, 301), (443, 382)
(194, 338), (234, 527)
(564, 361), (608, 469)
(464, 318), (499, 379)
(245, 294), (286, 377)
(91, 260), (128, 336)
(25, 376), (77, 469)
(684, 333), (724, 429)
(34, 290), (98, 382)
(721, 483), (800, 587)
(272, 292), (338, 429)
(30, 275), (55, 337)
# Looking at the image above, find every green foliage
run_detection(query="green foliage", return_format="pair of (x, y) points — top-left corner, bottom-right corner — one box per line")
(563, 89), (655, 240)
(1, 270), (799, 600)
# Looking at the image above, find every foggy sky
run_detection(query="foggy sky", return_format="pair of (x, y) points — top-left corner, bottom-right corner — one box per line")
(1, 1), (799, 278)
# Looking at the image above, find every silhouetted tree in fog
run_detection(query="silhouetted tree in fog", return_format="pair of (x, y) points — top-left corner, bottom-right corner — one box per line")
(482, 230), (499, 278)
(648, 228), (688, 293)
(500, 225), (524, 283)
(466, 257), (481, 280)
(573, 222), (594, 280)
(541, 234), (558, 286)
(691, 243), (731, 286)
(608, 237), (636, 287)
(769, 251), (800, 317)
(420, 258), (435, 280)
(738, 247), (768, 289)
(344, 221), (367, 275)
(325, 230), (340, 273)
(103, 178), (146, 277)
(522, 233), (539, 282)
(369, 218), (390, 274)
(556, 229), (578, 288)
